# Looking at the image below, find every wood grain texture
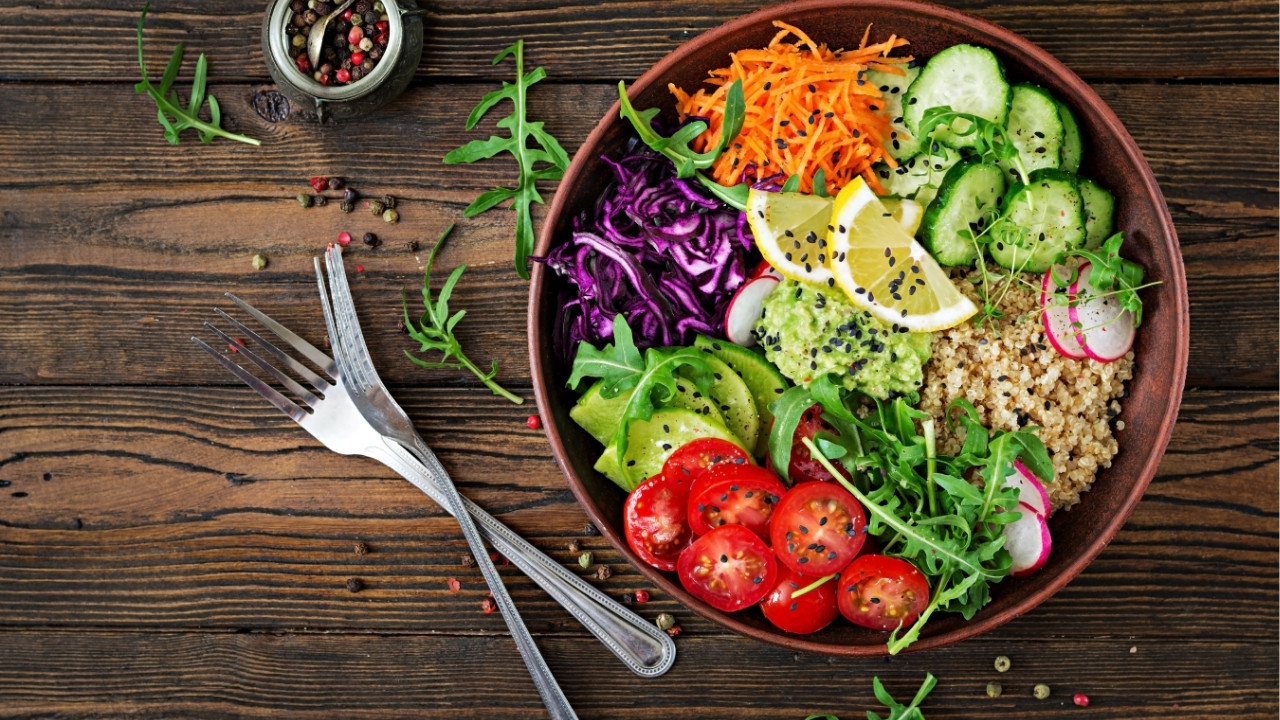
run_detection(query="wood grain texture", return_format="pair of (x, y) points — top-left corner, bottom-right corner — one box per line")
(0, 0), (1275, 83)
(0, 387), (1273, 640)
(1, 83), (1276, 388)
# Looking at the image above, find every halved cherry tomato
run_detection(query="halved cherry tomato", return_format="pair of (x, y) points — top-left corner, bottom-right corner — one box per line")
(836, 554), (930, 631)
(661, 437), (751, 486)
(677, 524), (778, 612)
(760, 566), (839, 634)
(770, 481), (867, 576)
(788, 404), (850, 484)
(623, 473), (693, 571)
(687, 464), (787, 540)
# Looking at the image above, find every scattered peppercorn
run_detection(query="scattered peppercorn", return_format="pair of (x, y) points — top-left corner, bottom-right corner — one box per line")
(366, 199), (385, 215)
(297, 192), (313, 208)
(461, 554), (477, 568)
(1033, 684), (1051, 700)
(593, 564), (612, 581)
(343, 188), (358, 204)
(251, 253), (268, 271)
(526, 414), (542, 429)
(577, 551), (594, 568)
(655, 613), (676, 631)
(567, 539), (582, 554)
(310, 176), (329, 192)
(994, 655), (1011, 673)
(633, 589), (650, 603)
(1073, 693), (1090, 707)
(584, 522), (599, 536)
(353, 541), (369, 555)
(986, 682), (1002, 698)
(313, 194), (327, 207)
(381, 194), (396, 209)
(446, 577), (461, 593)
(382, 208), (399, 224)
(362, 232), (379, 247)
(328, 177), (344, 190)
(480, 596), (498, 614)
(395, 316), (407, 334)
(337, 231), (352, 246)
(340, 200), (355, 213)
(355, 264), (364, 273)
(405, 239), (419, 252)
(345, 577), (363, 593)
(666, 625), (681, 637)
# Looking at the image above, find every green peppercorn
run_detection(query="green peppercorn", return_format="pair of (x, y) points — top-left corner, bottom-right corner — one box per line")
(313, 194), (327, 207)
(291, 33), (306, 49)
(1033, 684), (1051, 700)
(986, 683), (1002, 699)
(350, 13), (362, 25)
(340, 201), (354, 213)
(367, 199), (385, 215)
(655, 613), (676, 631)
(251, 254), (268, 271)
(994, 655), (1011, 673)
(296, 192), (313, 208)
(577, 551), (593, 568)
(373, 0), (384, 10)
(382, 208), (399, 224)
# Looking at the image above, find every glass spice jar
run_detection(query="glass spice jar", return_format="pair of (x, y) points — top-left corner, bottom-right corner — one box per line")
(262, 0), (424, 121)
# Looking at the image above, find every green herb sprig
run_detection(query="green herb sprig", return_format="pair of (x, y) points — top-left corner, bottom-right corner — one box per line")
(403, 225), (523, 404)
(1060, 231), (1155, 327)
(804, 673), (938, 720)
(444, 40), (569, 280)
(567, 314), (715, 490)
(134, 4), (259, 146)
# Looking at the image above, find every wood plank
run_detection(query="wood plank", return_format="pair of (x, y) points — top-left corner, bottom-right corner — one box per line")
(0, 631), (1273, 719)
(0, 387), (1273, 640)
(0, 83), (1275, 388)
(0, 0), (1275, 83)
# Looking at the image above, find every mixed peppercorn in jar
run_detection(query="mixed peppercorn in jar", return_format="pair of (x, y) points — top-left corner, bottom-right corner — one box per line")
(284, 0), (391, 86)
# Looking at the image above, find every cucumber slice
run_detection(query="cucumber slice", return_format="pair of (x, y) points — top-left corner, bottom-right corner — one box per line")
(998, 83), (1064, 184)
(570, 379), (721, 446)
(874, 145), (961, 207)
(680, 353), (759, 452)
(1057, 100), (1084, 174)
(920, 161), (1007, 266)
(694, 335), (790, 458)
(866, 66), (922, 160)
(989, 168), (1086, 273)
(593, 408), (744, 491)
(903, 44), (1011, 150)
(1079, 177), (1116, 250)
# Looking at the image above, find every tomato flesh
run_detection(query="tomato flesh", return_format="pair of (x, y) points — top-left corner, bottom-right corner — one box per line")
(687, 464), (787, 540)
(760, 566), (839, 634)
(677, 524), (778, 612)
(623, 473), (694, 571)
(770, 481), (867, 576)
(788, 405), (850, 484)
(836, 554), (930, 631)
(661, 437), (751, 486)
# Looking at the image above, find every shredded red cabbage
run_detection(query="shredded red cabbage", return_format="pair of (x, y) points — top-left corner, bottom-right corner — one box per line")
(538, 138), (757, 356)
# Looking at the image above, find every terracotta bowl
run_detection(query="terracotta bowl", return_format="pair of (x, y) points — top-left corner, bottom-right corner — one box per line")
(529, 0), (1187, 655)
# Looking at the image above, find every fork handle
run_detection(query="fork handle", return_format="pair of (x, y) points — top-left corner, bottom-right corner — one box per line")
(368, 438), (676, 678)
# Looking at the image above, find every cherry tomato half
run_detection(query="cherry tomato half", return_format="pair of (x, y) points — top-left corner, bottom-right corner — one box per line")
(661, 437), (751, 486)
(760, 566), (839, 634)
(687, 464), (787, 540)
(623, 473), (694, 571)
(836, 554), (930, 631)
(770, 481), (867, 576)
(788, 404), (850, 484)
(677, 524), (778, 612)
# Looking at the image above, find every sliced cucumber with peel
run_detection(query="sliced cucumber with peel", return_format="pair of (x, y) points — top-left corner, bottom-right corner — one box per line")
(903, 44), (1011, 150)
(997, 83), (1064, 183)
(920, 161), (1007, 266)
(874, 145), (961, 207)
(1057, 99), (1084, 174)
(1079, 177), (1116, 250)
(989, 168), (1086, 273)
(866, 66), (923, 160)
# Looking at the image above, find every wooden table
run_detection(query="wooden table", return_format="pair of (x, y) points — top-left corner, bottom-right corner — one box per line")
(1, 1), (1275, 717)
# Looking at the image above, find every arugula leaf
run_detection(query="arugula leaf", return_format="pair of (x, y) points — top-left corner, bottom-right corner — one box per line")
(719, 79), (746, 152)
(781, 174), (802, 193)
(767, 384), (817, 485)
(565, 314), (645, 396)
(444, 40), (569, 280)
(134, 4), (259, 146)
(403, 225), (523, 404)
(805, 674), (937, 720)
(695, 173), (749, 211)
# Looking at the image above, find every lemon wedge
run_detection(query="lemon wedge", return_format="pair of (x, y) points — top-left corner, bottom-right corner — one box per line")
(880, 197), (924, 236)
(827, 178), (977, 332)
(745, 189), (835, 286)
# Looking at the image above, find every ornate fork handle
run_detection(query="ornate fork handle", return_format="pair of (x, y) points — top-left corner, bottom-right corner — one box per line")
(363, 437), (677, 678)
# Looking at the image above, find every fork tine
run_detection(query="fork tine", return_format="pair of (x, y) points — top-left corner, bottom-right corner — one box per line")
(224, 292), (337, 377)
(322, 245), (378, 389)
(204, 322), (323, 409)
(192, 336), (309, 423)
(214, 308), (333, 394)
(313, 253), (356, 385)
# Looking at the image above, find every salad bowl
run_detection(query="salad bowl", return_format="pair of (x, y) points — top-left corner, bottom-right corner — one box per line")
(528, 0), (1187, 655)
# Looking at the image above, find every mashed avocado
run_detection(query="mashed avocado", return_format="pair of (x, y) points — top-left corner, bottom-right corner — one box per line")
(757, 279), (932, 399)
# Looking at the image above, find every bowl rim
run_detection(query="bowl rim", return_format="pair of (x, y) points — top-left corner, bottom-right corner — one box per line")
(529, 0), (1188, 656)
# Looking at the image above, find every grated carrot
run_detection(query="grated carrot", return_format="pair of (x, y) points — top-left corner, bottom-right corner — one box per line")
(668, 21), (911, 195)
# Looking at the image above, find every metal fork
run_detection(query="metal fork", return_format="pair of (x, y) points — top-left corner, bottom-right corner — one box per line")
(191, 287), (675, 707)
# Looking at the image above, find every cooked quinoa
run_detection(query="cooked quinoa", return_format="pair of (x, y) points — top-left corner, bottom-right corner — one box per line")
(917, 267), (1134, 514)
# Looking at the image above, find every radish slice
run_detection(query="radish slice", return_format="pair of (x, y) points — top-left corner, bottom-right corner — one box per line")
(1003, 501), (1052, 577)
(1003, 460), (1051, 518)
(1068, 262), (1137, 362)
(749, 260), (784, 281)
(724, 274), (781, 346)
(1040, 264), (1086, 359)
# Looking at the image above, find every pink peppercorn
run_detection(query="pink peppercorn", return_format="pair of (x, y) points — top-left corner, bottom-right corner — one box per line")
(310, 176), (329, 192)
(376, 20), (388, 34)
(1073, 693), (1090, 707)
(526, 415), (541, 430)
(336, 68), (351, 83)
(351, 51), (365, 65)
(633, 590), (650, 603)
(296, 55), (311, 73)
(355, 264), (364, 273)
(480, 596), (497, 614)
(347, 26), (364, 45)
(341, 8), (353, 20)
(337, 232), (352, 246)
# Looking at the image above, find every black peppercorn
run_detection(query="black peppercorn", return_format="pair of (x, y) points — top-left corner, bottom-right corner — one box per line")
(369, 46), (383, 60)
(584, 522), (599, 536)
(380, 194), (396, 209)
(461, 554), (477, 568)
(339, 201), (354, 213)
(290, 0), (305, 12)
(351, 66), (364, 81)
(303, 9), (319, 24)
(343, 188), (358, 204)
(314, 2), (331, 14)
(345, 577), (363, 593)
(362, 232), (379, 247)
(328, 177), (344, 190)
(354, 0), (371, 13)
(313, 194), (327, 207)
(292, 12), (309, 27)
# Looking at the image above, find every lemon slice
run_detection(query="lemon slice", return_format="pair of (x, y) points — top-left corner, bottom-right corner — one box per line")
(745, 189), (835, 286)
(880, 197), (924, 236)
(827, 178), (977, 332)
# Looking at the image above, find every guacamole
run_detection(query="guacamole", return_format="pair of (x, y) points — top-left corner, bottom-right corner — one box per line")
(756, 279), (932, 399)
